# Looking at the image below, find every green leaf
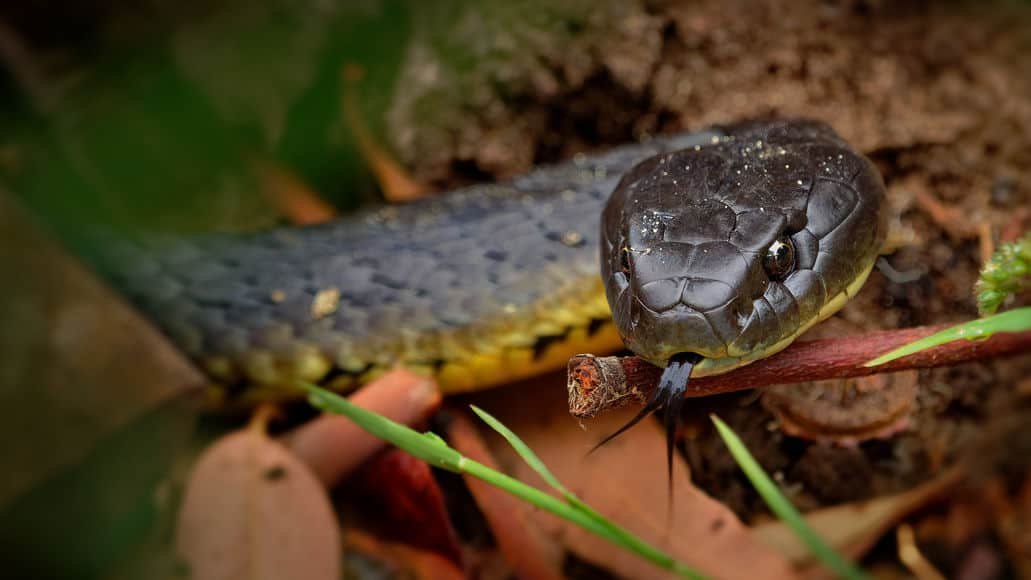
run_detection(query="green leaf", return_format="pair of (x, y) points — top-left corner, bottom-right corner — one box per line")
(711, 415), (868, 580)
(864, 307), (1031, 367)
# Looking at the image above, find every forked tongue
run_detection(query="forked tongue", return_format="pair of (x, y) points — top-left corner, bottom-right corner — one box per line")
(589, 352), (703, 504)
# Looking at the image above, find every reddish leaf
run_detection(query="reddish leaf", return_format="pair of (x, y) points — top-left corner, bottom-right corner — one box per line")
(342, 528), (465, 580)
(283, 369), (441, 487)
(348, 449), (464, 567)
(176, 427), (340, 580)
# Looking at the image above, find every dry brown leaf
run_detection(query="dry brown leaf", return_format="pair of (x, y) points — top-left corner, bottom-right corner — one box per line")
(176, 426), (340, 580)
(283, 369), (441, 487)
(0, 193), (205, 508)
(469, 374), (797, 580)
(342, 528), (465, 580)
(0, 191), (205, 576)
(448, 410), (565, 580)
(754, 466), (964, 570)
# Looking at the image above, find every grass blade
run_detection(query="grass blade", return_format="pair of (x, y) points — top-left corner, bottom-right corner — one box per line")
(302, 383), (706, 579)
(470, 404), (565, 491)
(711, 415), (868, 580)
(469, 404), (629, 537)
(864, 307), (1031, 367)
(302, 385), (463, 470)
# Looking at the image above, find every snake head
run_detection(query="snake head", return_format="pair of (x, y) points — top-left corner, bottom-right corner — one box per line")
(601, 120), (886, 369)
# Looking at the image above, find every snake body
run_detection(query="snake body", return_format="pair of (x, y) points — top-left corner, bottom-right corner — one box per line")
(93, 119), (885, 403)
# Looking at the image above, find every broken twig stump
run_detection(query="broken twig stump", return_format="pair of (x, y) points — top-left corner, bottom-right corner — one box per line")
(567, 324), (1031, 419)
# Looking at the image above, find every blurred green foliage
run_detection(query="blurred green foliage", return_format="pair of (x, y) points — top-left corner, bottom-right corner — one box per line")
(1, 0), (415, 241)
(976, 232), (1031, 315)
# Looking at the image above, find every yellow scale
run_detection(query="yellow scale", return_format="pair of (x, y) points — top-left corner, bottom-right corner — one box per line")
(212, 259), (874, 406)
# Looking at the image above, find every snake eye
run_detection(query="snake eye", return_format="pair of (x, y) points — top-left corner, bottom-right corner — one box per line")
(620, 246), (632, 275)
(763, 236), (795, 280)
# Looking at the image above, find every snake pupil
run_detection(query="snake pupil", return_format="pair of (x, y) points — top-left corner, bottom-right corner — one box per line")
(763, 236), (796, 280)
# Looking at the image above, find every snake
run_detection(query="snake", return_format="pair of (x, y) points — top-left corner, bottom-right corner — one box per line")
(92, 118), (886, 465)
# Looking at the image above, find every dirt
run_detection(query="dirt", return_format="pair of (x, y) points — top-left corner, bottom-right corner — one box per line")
(383, 0), (1031, 564)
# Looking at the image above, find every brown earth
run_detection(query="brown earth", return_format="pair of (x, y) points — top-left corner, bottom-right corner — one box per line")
(384, 0), (1031, 546)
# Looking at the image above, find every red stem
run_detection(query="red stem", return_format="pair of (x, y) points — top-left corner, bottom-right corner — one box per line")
(567, 324), (1031, 418)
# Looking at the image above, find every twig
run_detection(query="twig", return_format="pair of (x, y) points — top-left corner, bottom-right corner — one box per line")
(567, 324), (1031, 419)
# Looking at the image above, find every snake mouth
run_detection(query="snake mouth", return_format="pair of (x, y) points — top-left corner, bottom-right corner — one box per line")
(616, 290), (736, 363)
(591, 262), (879, 474)
(694, 258), (877, 377)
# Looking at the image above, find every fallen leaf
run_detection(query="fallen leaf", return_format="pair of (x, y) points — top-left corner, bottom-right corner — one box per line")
(348, 449), (464, 567)
(0, 193), (205, 508)
(468, 373), (797, 580)
(754, 466), (964, 568)
(0, 194), (204, 577)
(176, 426), (340, 580)
(447, 410), (565, 580)
(343, 528), (465, 580)
(283, 369), (441, 487)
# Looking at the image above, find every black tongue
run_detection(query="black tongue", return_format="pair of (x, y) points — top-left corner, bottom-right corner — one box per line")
(657, 352), (702, 502)
(589, 352), (703, 503)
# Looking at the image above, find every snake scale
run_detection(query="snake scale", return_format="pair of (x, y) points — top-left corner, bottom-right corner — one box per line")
(91, 119), (886, 418)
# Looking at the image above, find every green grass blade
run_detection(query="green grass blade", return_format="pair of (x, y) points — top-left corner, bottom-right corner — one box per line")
(469, 404), (631, 536)
(302, 383), (706, 579)
(711, 415), (868, 580)
(458, 459), (706, 580)
(302, 385), (464, 470)
(470, 404), (565, 491)
(864, 307), (1031, 367)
